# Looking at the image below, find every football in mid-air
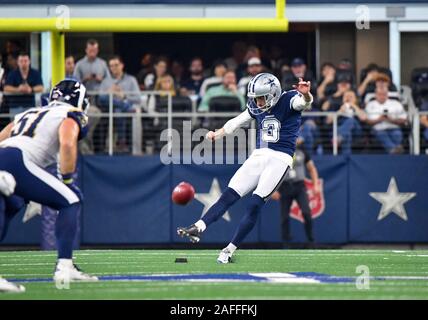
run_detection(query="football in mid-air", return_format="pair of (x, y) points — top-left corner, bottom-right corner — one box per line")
(172, 182), (195, 205)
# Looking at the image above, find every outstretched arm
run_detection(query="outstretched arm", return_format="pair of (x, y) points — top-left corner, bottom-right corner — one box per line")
(291, 78), (313, 111)
(206, 110), (253, 141)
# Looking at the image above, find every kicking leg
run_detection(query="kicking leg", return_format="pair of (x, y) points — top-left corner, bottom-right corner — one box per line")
(218, 156), (291, 263)
(177, 153), (262, 243)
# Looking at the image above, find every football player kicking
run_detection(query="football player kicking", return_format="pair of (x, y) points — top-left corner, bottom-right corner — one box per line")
(177, 73), (313, 263)
(0, 79), (98, 287)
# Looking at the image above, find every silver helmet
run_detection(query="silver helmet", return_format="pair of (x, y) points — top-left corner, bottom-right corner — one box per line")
(247, 73), (282, 115)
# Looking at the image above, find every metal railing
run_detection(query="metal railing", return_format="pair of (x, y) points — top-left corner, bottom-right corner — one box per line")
(1, 90), (427, 156)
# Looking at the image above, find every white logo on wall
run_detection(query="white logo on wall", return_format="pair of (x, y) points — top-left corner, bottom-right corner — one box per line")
(55, 5), (70, 30)
(195, 178), (231, 222)
(369, 177), (416, 221)
(355, 5), (370, 30)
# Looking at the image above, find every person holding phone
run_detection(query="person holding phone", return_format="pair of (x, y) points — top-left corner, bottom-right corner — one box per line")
(365, 85), (408, 154)
(73, 39), (110, 92)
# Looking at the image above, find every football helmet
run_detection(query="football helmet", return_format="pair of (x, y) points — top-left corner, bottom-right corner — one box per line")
(49, 79), (90, 113)
(247, 73), (282, 115)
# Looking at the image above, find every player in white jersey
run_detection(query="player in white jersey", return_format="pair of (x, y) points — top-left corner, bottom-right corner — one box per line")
(0, 79), (98, 288)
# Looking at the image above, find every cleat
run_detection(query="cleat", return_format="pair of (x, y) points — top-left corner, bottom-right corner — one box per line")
(217, 248), (233, 264)
(54, 260), (98, 282)
(0, 277), (25, 293)
(177, 224), (201, 243)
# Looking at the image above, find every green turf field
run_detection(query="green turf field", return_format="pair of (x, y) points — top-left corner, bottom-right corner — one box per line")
(1, 249), (428, 299)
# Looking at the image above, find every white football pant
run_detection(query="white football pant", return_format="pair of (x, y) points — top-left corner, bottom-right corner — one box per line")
(228, 148), (292, 200)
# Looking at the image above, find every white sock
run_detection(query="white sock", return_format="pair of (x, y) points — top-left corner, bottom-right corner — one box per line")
(195, 220), (207, 232)
(226, 243), (237, 254)
(57, 258), (73, 268)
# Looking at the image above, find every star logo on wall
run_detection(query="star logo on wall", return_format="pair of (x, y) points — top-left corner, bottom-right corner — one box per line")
(195, 178), (231, 222)
(369, 177), (416, 221)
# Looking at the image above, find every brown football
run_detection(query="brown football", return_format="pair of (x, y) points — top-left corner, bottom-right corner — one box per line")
(172, 182), (195, 205)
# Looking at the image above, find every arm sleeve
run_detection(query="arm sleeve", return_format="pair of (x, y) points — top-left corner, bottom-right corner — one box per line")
(67, 110), (89, 140)
(290, 91), (314, 111)
(223, 109), (253, 135)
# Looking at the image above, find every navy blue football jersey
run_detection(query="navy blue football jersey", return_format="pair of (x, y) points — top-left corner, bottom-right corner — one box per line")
(249, 90), (302, 157)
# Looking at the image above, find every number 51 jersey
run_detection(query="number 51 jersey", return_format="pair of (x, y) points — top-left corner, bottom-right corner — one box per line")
(251, 90), (303, 158)
(0, 101), (88, 168)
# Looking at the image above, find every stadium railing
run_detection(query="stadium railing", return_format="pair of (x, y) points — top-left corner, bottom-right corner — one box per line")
(0, 90), (426, 156)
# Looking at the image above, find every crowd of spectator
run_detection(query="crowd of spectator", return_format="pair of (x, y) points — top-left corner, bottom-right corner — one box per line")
(1, 37), (427, 155)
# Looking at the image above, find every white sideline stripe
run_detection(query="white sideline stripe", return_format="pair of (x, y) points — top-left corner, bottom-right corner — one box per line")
(23, 155), (79, 205)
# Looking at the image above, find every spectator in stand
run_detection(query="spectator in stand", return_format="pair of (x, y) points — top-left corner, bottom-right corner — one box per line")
(330, 90), (366, 154)
(144, 57), (168, 91)
(266, 45), (288, 77)
(336, 58), (356, 86)
(1, 40), (20, 75)
(155, 74), (176, 97)
(316, 62), (337, 102)
(236, 45), (262, 80)
(180, 57), (205, 98)
(282, 58), (317, 96)
(237, 57), (264, 96)
(199, 60), (227, 97)
(3, 54), (18, 81)
(319, 73), (355, 153)
(136, 53), (154, 91)
(147, 74), (177, 113)
(321, 72), (354, 113)
(98, 55), (141, 153)
(171, 60), (184, 92)
(73, 39), (110, 93)
(358, 63), (397, 100)
(337, 58), (353, 72)
(365, 85), (407, 154)
(364, 73), (399, 105)
(65, 55), (76, 79)
(198, 70), (245, 112)
(3, 51), (44, 116)
(225, 41), (247, 72)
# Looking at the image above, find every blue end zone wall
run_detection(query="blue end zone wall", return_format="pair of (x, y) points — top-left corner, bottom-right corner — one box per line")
(2, 155), (428, 245)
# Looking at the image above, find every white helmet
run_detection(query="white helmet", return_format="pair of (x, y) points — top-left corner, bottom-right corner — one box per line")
(247, 73), (282, 115)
